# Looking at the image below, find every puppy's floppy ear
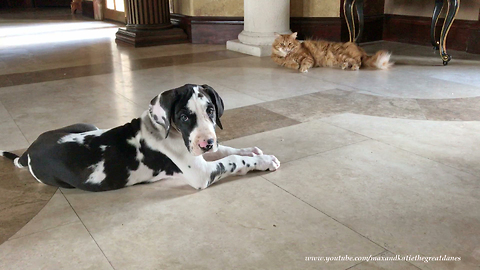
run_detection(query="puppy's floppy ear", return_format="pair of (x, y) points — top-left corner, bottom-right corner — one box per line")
(202, 84), (224, 130)
(149, 89), (177, 138)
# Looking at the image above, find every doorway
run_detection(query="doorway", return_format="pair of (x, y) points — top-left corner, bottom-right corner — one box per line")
(104, 0), (125, 23)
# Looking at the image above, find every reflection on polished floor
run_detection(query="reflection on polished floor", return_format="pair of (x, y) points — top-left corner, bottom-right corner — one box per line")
(1, 8), (480, 270)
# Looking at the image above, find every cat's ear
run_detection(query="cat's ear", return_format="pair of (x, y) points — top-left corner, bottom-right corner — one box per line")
(274, 32), (282, 38)
(290, 32), (298, 39)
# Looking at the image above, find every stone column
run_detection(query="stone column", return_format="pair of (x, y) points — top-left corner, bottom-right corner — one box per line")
(227, 0), (291, 57)
(116, 0), (187, 47)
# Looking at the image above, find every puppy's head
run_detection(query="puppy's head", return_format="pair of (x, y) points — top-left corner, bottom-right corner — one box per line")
(149, 84), (224, 156)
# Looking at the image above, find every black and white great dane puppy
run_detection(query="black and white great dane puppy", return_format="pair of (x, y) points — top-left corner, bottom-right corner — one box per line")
(0, 84), (280, 192)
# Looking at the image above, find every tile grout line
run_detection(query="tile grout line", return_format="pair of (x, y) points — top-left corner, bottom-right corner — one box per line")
(276, 137), (371, 166)
(59, 189), (117, 270)
(320, 118), (480, 179)
(377, 138), (480, 179)
(0, 99), (32, 145)
(8, 220), (80, 242)
(261, 175), (420, 270)
(413, 99), (429, 121)
(199, 79), (270, 103)
(4, 189), (61, 242)
(259, 175), (391, 259)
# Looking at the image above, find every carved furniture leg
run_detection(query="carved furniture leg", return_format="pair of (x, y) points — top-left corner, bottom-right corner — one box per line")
(431, 0), (444, 49)
(344, 0), (356, 42)
(439, 0), (460, 65)
(354, 0), (364, 43)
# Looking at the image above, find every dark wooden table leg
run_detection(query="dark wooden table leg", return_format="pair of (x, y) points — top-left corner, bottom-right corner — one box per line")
(343, 0), (356, 42)
(431, 0), (444, 49)
(440, 0), (460, 65)
(354, 0), (364, 43)
(116, 0), (188, 47)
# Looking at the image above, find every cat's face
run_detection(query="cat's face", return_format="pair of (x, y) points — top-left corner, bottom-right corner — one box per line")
(272, 32), (300, 57)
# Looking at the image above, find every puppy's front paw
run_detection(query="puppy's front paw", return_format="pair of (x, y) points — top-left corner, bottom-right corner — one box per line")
(239, 146), (263, 157)
(255, 155), (281, 171)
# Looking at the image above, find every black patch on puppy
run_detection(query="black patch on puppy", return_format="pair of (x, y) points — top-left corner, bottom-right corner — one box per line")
(167, 86), (201, 150)
(230, 163), (236, 172)
(242, 160), (245, 165)
(139, 139), (181, 176)
(209, 162), (226, 186)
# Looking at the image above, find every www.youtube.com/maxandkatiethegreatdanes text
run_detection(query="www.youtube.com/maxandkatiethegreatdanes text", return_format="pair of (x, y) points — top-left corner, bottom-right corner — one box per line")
(305, 254), (461, 263)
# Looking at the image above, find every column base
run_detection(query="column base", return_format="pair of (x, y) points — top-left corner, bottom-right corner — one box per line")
(226, 39), (272, 57)
(115, 27), (188, 47)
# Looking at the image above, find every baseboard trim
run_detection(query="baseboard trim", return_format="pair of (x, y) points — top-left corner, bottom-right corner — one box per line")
(383, 14), (480, 54)
(171, 15), (346, 44)
(171, 14), (243, 44)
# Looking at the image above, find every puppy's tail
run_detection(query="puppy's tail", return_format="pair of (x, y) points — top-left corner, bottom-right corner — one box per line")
(0, 151), (25, 168)
(362, 50), (393, 70)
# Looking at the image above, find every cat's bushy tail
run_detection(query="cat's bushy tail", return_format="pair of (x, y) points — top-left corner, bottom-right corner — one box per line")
(362, 50), (393, 70)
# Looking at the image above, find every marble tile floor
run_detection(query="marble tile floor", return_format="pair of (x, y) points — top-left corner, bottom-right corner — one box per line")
(1, 8), (480, 270)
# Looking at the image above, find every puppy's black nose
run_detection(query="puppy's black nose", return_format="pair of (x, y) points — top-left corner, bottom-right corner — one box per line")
(207, 138), (214, 145)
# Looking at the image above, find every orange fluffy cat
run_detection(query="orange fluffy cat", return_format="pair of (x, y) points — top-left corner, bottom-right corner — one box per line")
(271, 32), (393, 72)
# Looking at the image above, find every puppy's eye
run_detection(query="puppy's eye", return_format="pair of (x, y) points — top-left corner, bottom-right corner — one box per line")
(207, 107), (214, 115)
(180, 114), (189, 122)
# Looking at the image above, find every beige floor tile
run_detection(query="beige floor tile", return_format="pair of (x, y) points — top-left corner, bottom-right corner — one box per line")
(0, 155), (57, 244)
(263, 140), (480, 270)
(9, 190), (79, 239)
(322, 113), (480, 176)
(114, 43), (226, 60)
(0, 78), (144, 143)
(259, 89), (426, 122)
(417, 97), (480, 121)
(303, 66), (480, 99)
(224, 119), (369, 163)
(0, 120), (29, 150)
(99, 67), (263, 109)
(0, 222), (113, 270)
(179, 56), (340, 101)
(62, 176), (384, 270)
(0, 101), (13, 122)
(217, 105), (300, 141)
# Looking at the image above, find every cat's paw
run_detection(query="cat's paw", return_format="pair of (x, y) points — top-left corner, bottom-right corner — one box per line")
(299, 67), (309, 73)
